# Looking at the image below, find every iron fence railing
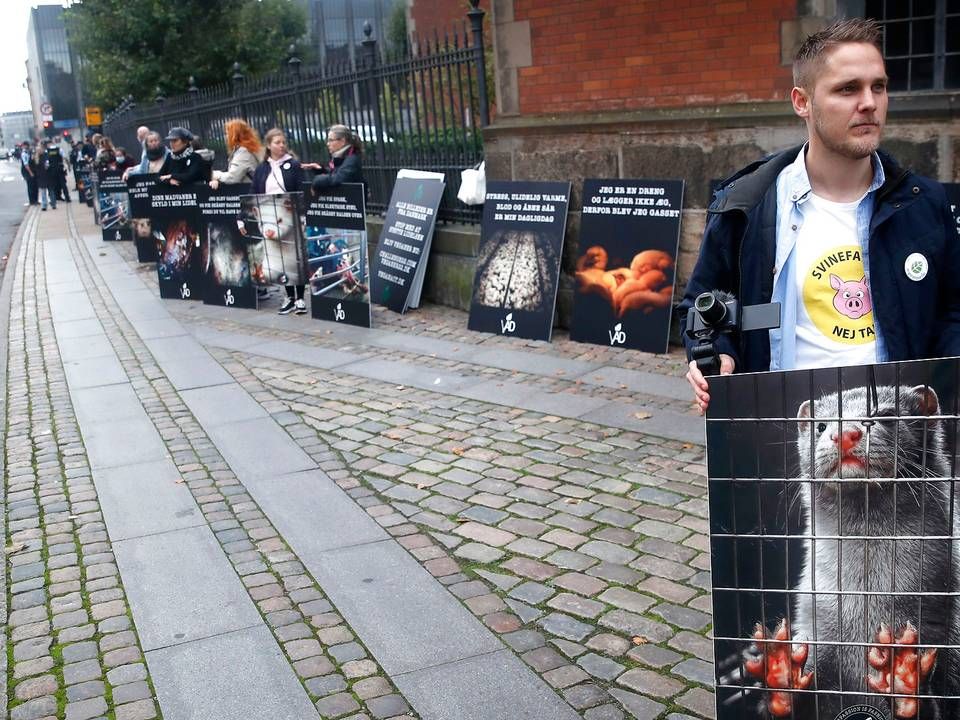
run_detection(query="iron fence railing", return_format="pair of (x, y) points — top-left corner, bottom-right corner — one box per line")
(103, 1), (489, 224)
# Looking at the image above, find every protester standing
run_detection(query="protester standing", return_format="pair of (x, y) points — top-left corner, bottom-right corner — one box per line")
(209, 119), (261, 189)
(158, 127), (208, 186)
(308, 124), (364, 192)
(34, 142), (55, 211)
(251, 128), (307, 315)
(125, 131), (169, 179)
(20, 141), (38, 206)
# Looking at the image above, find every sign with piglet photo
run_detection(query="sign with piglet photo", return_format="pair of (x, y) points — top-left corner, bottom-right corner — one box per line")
(570, 178), (684, 353)
(707, 358), (960, 720)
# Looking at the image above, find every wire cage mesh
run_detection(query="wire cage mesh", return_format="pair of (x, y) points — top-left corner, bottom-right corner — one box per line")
(706, 358), (960, 720)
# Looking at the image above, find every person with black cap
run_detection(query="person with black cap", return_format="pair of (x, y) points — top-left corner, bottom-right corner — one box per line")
(158, 127), (208, 186)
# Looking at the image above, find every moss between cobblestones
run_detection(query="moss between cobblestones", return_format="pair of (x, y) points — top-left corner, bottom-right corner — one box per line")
(234, 358), (716, 719)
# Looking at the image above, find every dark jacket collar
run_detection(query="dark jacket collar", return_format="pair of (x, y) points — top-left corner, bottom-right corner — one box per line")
(710, 144), (909, 214)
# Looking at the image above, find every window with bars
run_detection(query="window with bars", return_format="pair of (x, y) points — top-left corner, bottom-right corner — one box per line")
(861, 0), (960, 91)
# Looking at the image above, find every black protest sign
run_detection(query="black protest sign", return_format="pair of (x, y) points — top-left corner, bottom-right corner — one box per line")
(127, 173), (161, 262)
(370, 177), (445, 313)
(305, 184), (371, 328)
(198, 184), (256, 309)
(97, 169), (131, 242)
(706, 358), (960, 719)
(570, 178), (684, 353)
(148, 185), (204, 300)
(238, 192), (309, 287)
(467, 180), (570, 341)
(946, 182), (960, 240)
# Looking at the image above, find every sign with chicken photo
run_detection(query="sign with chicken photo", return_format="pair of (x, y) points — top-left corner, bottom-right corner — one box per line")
(571, 178), (684, 353)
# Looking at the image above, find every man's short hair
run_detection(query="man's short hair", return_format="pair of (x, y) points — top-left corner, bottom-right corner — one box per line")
(793, 17), (883, 90)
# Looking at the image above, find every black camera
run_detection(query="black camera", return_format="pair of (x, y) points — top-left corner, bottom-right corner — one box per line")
(684, 290), (780, 376)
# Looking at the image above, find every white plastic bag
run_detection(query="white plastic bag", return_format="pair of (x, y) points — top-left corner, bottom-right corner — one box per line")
(457, 161), (486, 205)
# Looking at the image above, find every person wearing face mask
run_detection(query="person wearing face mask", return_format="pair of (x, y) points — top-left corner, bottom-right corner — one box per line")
(126, 131), (170, 180)
(158, 127), (208, 186)
(113, 147), (137, 172)
(250, 127), (307, 314)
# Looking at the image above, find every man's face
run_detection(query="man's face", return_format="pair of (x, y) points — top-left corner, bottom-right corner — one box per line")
(797, 42), (888, 161)
(146, 135), (162, 151)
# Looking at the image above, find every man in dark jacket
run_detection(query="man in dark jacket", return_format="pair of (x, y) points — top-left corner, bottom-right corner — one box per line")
(681, 18), (960, 413)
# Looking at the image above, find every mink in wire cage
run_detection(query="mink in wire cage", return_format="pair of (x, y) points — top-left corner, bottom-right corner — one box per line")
(707, 359), (960, 720)
(239, 192), (308, 287)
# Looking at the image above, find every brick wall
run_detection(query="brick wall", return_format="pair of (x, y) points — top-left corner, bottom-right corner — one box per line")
(408, 0), (488, 39)
(513, 0), (796, 114)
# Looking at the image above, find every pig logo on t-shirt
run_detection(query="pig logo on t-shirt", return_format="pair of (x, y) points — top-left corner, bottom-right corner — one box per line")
(829, 274), (872, 320)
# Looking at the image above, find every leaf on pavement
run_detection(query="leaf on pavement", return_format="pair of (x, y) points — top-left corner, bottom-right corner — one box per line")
(452, 447), (466, 456)
(633, 411), (653, 420)
(631, 635), (649, 645)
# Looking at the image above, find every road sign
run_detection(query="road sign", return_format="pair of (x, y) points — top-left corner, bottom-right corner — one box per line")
(40, 102), (53, 115)
(85, 106), (102, 125)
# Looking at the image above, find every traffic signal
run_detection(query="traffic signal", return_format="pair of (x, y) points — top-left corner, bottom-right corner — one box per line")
(42, 120), (52, 129)
(62, 131), (69, 137)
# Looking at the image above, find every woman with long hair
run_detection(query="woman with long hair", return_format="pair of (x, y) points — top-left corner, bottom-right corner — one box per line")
(250, 128), (307, 314)
(210, 119), (262, 190)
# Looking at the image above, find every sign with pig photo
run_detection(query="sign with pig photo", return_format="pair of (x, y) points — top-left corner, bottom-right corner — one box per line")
(198, 184), (255, 309)
(238, 192), (309, 287)
(706, 358), (960, 720)
(570, 178), (684, 353)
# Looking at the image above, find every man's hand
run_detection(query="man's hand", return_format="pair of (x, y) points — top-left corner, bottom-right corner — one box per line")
(687, 353), (735, 414)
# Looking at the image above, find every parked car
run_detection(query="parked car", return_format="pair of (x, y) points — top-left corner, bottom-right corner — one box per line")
(353, 124), (395, 144)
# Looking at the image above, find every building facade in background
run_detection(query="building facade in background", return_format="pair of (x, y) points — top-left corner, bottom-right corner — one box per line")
(0, 111), (36, 149)
(26, 5), (83, 141)
(300, 0), (401, 66)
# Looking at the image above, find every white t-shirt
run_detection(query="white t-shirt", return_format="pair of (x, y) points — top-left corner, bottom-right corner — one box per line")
(793, 192), (877, 369)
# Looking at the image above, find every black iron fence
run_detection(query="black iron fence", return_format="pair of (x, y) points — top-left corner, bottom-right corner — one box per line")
(103, 2), (489, 224)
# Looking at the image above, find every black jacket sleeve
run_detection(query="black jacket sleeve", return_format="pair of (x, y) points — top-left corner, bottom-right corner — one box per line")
(169, 155), (206, 185)
(311, 153), (362, 191)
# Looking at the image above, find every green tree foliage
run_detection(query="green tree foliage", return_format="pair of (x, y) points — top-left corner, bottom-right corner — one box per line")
(65, 0), (306, 109)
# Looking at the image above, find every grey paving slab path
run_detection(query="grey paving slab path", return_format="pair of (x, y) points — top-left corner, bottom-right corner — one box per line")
(47, 229), (322, 720)
(76, 230), (587, 720)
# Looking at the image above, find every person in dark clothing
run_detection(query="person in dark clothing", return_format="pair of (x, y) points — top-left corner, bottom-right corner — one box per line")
(681, 18), (960, 414)
(308, 124), (363, 192)
(19, 142), (38, 206)
(34, 143), (55, 211)
(113, 147), (138, 172)
(158, 127), (207, 186)
(249, 128), (307, 314)
(45, 144), (70, 203)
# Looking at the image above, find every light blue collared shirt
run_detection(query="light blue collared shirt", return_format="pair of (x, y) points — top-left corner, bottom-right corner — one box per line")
(769, 146), (887, 370)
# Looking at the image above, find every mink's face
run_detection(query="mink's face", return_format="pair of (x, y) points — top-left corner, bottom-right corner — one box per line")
(796, 385), (944, 481)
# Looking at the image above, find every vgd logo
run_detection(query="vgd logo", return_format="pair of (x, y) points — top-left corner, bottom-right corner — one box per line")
(500, 312), (516, 334)
(114, 230), (122, 241)
(609, 322), (626, 346)
(224, 289), (235, 306)
(180, 283), (191, 299)
(334, 302), (346, 321)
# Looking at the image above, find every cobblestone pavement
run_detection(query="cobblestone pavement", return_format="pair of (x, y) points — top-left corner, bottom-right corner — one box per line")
(3, 203), (714, 720)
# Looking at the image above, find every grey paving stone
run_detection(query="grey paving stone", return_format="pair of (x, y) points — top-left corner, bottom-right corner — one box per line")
(63, 659), (101, 685)
(607, 688), (667, 720)
(69, 383), (145, 427)
(113, 525), (260, 651)
(314, 692), (360, 717)
(10, 696), (57, 720)
(181, 383), (269, 428)
(106, 663), (148, 686)
(651, 603), (711, 631)
(205, 418), (315, 481)
(244, 469), (386, 553)
(305, 539), (501, 676)
(598, 610), (673, 643)
(365, 693), (410, 719)
(578, 540), (638, 565)
(92, 460), (201, 541)
(453, 542), (505, 563)
(626, 644), (684, 668)
(80, 416), (168, 470)
(538, 612), (594, 642)
(577, 653), (626, 681)
(159, 355), (235, 391)
(111, 680), (152, 705)
(508, 581), (555, 605)
(65, 679), (106, 702)
(671, 658), (715, 687)
(394, 649), (579, 720)
(147, 625), (317, 720)
(305, 673), (347, 697)
(62, 354), (128, 390)
(563, 682), (610, 710)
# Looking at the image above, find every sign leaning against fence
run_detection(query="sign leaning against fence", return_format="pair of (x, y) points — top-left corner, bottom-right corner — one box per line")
(305, 183), (370, 328)
(148, 184), (204, 301)
(706, 358), (960, 720)
(571, 178), (684, 353)
(199, 184), (256, 310)
(127, 173), (161, 262)
(467, 180), (570, 342)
